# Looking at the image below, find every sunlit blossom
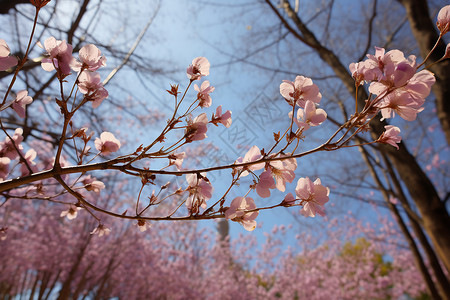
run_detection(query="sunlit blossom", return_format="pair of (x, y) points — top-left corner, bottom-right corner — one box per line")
(11, 90), (33, 118)
(280, 75), (322, 107)
(377, 125), (402, 150)
(194, 80), (214, 107)
(0, 39), (17, 71)
(225, 197), (259, 231)
(186, 57), (210, 80)
(295, 177), (329, 217)
(91, 224), (111, 237)
(60, 205), (82, 220)
(94, 132), (121, 155)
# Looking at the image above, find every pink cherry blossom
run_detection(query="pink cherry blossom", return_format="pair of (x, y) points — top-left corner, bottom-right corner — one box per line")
(212, 105), (232, 128)
(0, 157), (10, 181)
(292, 100), (327, 130)
(282, 192), (296, 205)
(94, 132), (121, 155)
(81, 175), (105, 193)
(268, 155), (297, 192)
(255, 170), (276, 198)
(295, 177), (329, 217)
(234, 145), (265, 176)
(137, 219), (150, 232)
(0, 128), (24, 159)
(426, 153), (441, 171)
(169, 152), (185, 170)
(365, 47), (409, 75)
(225, 197), (259, 231)
(280, 75), (322, 107)
(185, 113), (208, 142)
(11, 90), (33, 118)
(437, 5), (450, 35)
(389, 196), (399, 205)
(77, 70), (109, 108)
(377, 125), (402, 150)
(90, 224), (111, 236)
(20, 149), (37, 176)
(186, 57), (210, 80)
(401, 70), (435, 106)
(349, 61), (375, 85)
(194, 80), (214, 107)
(368, 61), (416, 96)
(444, 43), (450, 59)
(374, 92), (424, 121)
(185, 173), (213, 214)
(60, 205), (81, 220)
(39, 37), (74, 76)
(0, 39), (18, 71)
(72, 44), (106, 72)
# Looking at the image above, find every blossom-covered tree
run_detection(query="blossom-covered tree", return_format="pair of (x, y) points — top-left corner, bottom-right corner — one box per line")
(0, 199), (431, 299)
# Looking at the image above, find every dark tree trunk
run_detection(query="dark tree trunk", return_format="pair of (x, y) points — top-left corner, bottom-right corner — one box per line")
(398, 0), (450, 145)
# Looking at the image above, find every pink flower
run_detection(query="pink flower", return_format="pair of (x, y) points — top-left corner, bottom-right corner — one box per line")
(11, 90), (33, 118)
(212, 106), (232, 128)
(194, 81), (214, 107)
(268, 155), (297, 192)
(0, 157), (10, 181)
(401, 70), (435, 106)
(95, 132), (121, 155)
(255, 170), (276, 198)
(81, 175), (105, 193)
(77, 71), (108, 108)
(437, 5), (450, 35)
(39, 37), (74, 76)
(375, 92), (424, 121)
(0, 128), (24, 160)
(444, 43), (450, 59)
(91, 224), (111, 237)
(368, 61), (416, 96)
(186, 57), (210, 80)
(72, 44), (106, 72)
(377, 125), (402, 150)
(292, 100), (327, 130)
(60, 205), (81, 220)
(234, 145), (265, 176)
(185, 173), (213, 214)
(0, 227), (6, 241)
(20, 149), (37, 176)
(280, 76), (322, 107)
(295, 177), (330, 217)
(282, 192), (296, 206)
(225, 197), (259, 231)
(349, 61), (375, 85)
(137, 219), (150, 232)
(389, 196), (398, 205)
(169, 152), (185, 170)
(0, 39), (18, 71)
(365, 47), (409, 76)
(185, 113), (208, 142)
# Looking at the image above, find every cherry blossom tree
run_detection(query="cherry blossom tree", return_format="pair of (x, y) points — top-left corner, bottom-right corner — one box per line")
(0, 198), (431, 299)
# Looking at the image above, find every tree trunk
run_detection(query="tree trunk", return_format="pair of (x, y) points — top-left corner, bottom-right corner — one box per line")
(398, 0), (450, 145)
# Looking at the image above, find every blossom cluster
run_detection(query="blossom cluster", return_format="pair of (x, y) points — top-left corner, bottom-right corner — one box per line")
(348, 44), (439, 148)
